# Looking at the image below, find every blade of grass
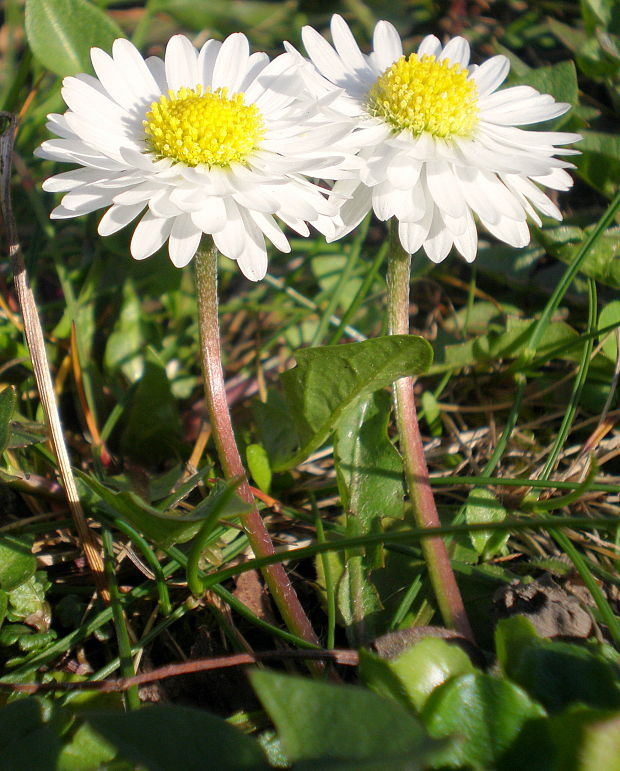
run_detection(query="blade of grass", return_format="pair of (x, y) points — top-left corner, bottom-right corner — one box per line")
(310, 216), (369, 347)
(102, 528), (140, 710)
(327, 240), (387, 345)
(201, 514), (617, 589)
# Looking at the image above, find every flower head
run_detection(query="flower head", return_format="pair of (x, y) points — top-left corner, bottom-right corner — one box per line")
(37, 34), (357, 280)
(295, 15), (581, 263)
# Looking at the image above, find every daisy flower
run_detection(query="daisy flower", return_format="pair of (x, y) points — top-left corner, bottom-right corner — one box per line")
(295, 15), (581, 263)
(37, 34), (358, 280)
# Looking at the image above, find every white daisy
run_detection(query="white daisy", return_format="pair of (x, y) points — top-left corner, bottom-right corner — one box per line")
(37, 34), (358, 280)
(295, 14), (581, 263)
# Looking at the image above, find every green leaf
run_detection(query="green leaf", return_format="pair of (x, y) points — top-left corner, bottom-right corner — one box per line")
(0, 698), (61, 771)
(25, 0), (123, 77)
(58, 720), (117, 771)
(79, 473), (248, 548)
(246, 443), (272, 494)
(104, 279), (145, 382)
(82, 705), (269, 770)
(334, 391), (405, 530)
(120, 348), (182, 465)
(599, 300), (620, 360)
(496, 617), (620, 713)
(420, 390), (442, 436)
(495, 616), (542, 680)
(0, 536), (36, 592)
(274, 336), (433, 470)
(550, 706), (620, 771)
(510, 61), (579, 125)
(580, 0), (620, 34)
(253, 389), (300, 466)
(422, 672), (546, 769)
(251, 669), (438, 769)
(332, 391), (406, 645)
(575, 132), (620, 198)
(0, 590), (7, 630)
(7, 417), (48, 449)
(360, 638), (475, 713)
(7, 572), (50, 623)
(537, 224), (620, 288)
(465, 488), (509, 557)
(434, 315), (580, 372)
(337, 560), (384, 647)
(0, 387), (16, 455)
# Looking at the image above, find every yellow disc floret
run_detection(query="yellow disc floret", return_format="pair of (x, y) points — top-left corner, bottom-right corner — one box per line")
(144, 85), (264, 167)
(367, 54), (479, 138)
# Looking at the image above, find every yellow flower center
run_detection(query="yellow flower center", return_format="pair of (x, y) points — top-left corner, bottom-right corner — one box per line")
(367, 54), (479, 138)
(144, 85), (264, 167)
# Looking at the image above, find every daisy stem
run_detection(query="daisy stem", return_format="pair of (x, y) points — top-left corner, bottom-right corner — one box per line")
(194, 242), (321, 651)
(387, 219), (474, 642)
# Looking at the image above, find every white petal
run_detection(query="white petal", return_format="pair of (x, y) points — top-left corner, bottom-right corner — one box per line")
(90, 47), (140, 111)
(386, 154), (422, 190)
(245, 53), (300, 111)
(130, 211), (174, 259)
(331, 14), (373, 77)
(470, 56), (509, 96)
(233, 185), (279, 214)
(61, 77), (131, 131)
(504, 174), (562, 219)
(302, 25), (348, 85)
(190, 197), (228, 233)
(149, 188), (185, 218)
(417, 35), (442, 58)
(372, 180), (399, 221)
(238, 52), (270, 92)
(426, 162), (467, 218)
(43, 167), (110, 192)
(212, 33), (250, 91)
(439, 37), (470, 68)
(394, 181), (428, 222)
(423, 208), (454, 263)
(331, 182), (373, 239)
(197, 39), (222, 88)
(250, 210), (290, 253)
(98, 202), (146, 235)
(237, 209), (268, 280)
(58, 184), (116, 214)
(372, 20), (403, 72)
(63, 112), (141, 161)
(169, 213), (202, 267)
(398, 204), (434, 254)
(278, 212), (310, 237)
(480, 214), (530, 247)
(112, 38), (162, 103)
(531, 167), (574, 191)
(145, 55), (167, 93)
(113, 182), (161, 206)
(165, 35), (198, 91)
(452, 208), (478, 262)
(213, 199), (245, 259)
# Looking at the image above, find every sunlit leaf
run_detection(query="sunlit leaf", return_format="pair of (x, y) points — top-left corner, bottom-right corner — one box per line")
(273, 336), (433, 470)
(25, 0), (123, 77)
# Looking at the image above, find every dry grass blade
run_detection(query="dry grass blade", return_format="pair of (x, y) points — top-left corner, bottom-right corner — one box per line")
(0, 111), (109, 602)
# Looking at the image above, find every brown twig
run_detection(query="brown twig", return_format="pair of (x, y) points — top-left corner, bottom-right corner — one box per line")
(2, 649), (359, 695)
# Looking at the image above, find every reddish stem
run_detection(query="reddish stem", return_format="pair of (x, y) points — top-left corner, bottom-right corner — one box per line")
(387, 221), (474, 641)
(194, 243), (320, 649)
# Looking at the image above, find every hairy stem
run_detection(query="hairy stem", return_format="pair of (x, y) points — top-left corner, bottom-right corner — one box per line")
(387, 220), (473, 641)
(194, 242), (320, 649)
